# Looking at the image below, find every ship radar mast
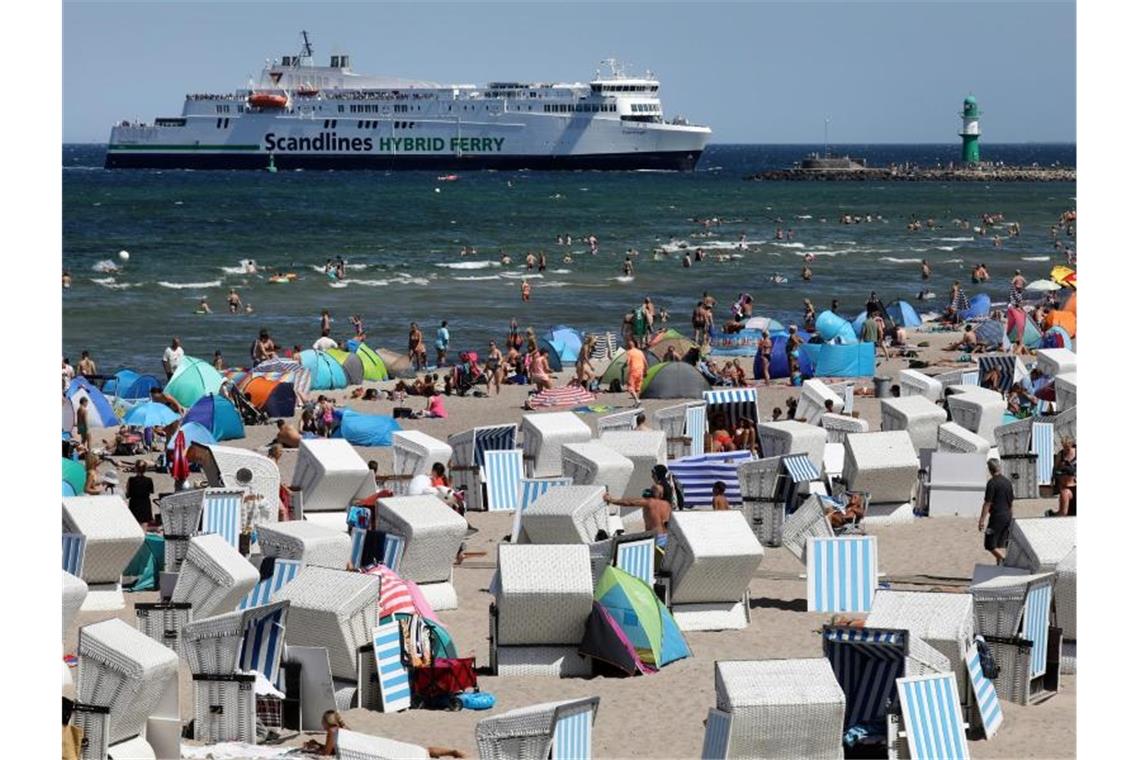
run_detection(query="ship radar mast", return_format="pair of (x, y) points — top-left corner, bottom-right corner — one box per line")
(599, 58), (627, 79)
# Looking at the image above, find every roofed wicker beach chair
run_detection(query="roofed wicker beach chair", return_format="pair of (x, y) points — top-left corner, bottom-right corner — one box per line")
(290, 438), (374, 515)
(483, 448), (525, 513)
(1054, 372), (1076, 412)
(756, 420), (827, 470)
(62, 495), (145, 603)
(976, 354), (1029, 394)
(76, 618), (180, 750)
(1051, 406), (1075, 450)
(172, 533), (259, 619)
(937, 422), (990, 454)
(512, 477), (573, 542)
(924, 452), (988, 518)
(781, 495), (835, 564)
(898, 369), (943, 401)
(965, 640), (1004, 740)
(373, 494), (467, 610)
(946, 388), (1005, 445)
(63, 570), (88, 637)
(490, 543), (594, 677)
(191, 442), (282, 524)
(822, 624), (950, 737)
(598, 429), (667, 500)
(842, 432), (919, 523)
(668, 450), (754, 509)
(660, 511), (763, 631)
(611, 531), (658, 587)
(653, 400), (707, 459)
(476, 696), (600, 760)
(561, 441), (635, 500)
(180, 600), (289, 678)
(337, 728), (431, 760)
(521, 411), (592, 478)
(447, 423), (518, 512)
(256, 520), (352, 569)
(385, 430), (453, 495)
(798, 378), (846, 426)
(880, 396), (945, 452)
(1005, 517), (1076, 641)
(713, 658), (846, 760)
(272, 566), (379, 680)
(806, 535), (878, 613)
(994, 416), (1034, 457)
(865, 590), (975, 701)
(62, 532), (86, 578)
(1035, 347), (1076, 377)
(821, 413), (869, 445)
(192, 671), (256, 744)
(201, 487), (245, 548)
(240, 557), (302, 609)
(596, 406), (644, 434)
(134, 601), (192, 652)
(519, 485), (609, 545)
(894, 672), (970, 760)
(704, 387), (760, 432)
(737, 456), (783, 547)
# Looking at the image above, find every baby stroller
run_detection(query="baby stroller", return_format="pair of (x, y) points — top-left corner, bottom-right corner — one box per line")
(410, 656), (479, 711)
(233, 390), (270, 425)
(447, 353), (480, 397)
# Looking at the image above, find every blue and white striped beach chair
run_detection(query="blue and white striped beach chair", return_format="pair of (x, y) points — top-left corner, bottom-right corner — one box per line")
(552, 698), (596, 760)
(448, 424), (518, 512)
(240, 558), (301, 610)
(511, 478), (572, 543)
(962, 370), (979, 387)
(667, 450), (754, 509)
(966, 642), (1003, 740)
(237, 601), (289, 685)
(381, 533), (406, 574)
(703, 388), (759, 432)
(807, 536), (878, 613)
(484, 449), (525, 513)
(201, 489), (243, 548)
(779, 453), (822, 509)
(612, 533), (657, 587)
(1024, 579), (1052, 678)
(896, 672), (969, 760)
(371, 619), (411, 712)
(700, 708), (733, 759)
(63, 533), (86, 577)
(976, 355), (1027, 393)
(350, 527), (366, 569)
(1031, 423), (1055, 486)
(686, 405), (708, 457)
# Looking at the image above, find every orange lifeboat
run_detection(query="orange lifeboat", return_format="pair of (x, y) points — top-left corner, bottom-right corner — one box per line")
(248, 92), (288, 109)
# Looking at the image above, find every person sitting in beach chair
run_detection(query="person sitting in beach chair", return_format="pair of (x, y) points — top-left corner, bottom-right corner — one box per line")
(826, 492), (866, 533)
(707, 413), (736, 453)
(1047, 437), (1077, 517)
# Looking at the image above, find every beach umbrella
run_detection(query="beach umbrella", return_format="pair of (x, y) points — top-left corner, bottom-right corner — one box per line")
(170, 429), (190, 483)
(167, 421), (217, 450)
(354, 343), (389, 381)
(164, 356), (225, 409)
(298, 350), (349, 390)
(743, 316), (786, 333)
(544, 325), (584, 364)
(325, 348), (365, 385)
(63, 457), (86, 496)
(1027, 279), (1061, 292)
(1050, 265), (1077, 288)
(122, 400), (181, 428)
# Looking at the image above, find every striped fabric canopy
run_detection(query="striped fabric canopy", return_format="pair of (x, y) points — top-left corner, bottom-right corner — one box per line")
(896, 673), (969, 760)
(823, 625), (910, 729)
(474, 425), (517, 469)
(250, 359), (313, 395)
(807, 536), (878, 613)
(1024, 580), (1052, 678)
(667, 450), (755, 508)
(240, 558), (301, 610)
(782, 454), (820, 483)
(976, 355), (1028, 393)
(238, 601), (288, 685)
(527, 385), (597, 409)
(589, 332), (620, 361)
(703, 388), (759, 429)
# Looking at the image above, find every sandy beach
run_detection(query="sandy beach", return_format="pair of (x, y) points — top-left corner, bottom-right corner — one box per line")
(64, 325), (1075, 759)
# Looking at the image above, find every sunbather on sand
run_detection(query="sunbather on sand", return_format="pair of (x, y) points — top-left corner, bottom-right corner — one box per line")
(275, 419), (301, 448)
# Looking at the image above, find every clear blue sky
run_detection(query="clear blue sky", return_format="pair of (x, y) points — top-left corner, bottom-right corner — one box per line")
(64, 0), (1075, 144)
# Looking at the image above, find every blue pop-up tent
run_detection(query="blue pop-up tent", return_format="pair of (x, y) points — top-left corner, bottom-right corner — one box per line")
(167, 421), (217, 450)
(66, 377), (119, 427)
(299, 350), (349, 390)
(962, 293), (991, 320)
(753, 335), (815, 380)
(334, 409), (403, 446)
(813, 342), (876, 377)
(184, 393), (245, 441)
(103, 369), (162, 401)
(544, 325), (584, 364)
(886, 300), (923, 328)
(815, 310), (858, 344)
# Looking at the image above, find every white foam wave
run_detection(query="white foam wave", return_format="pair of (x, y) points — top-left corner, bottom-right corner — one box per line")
(1021, 256), (1051, 261)
(609, 276), (634, 283)
(879, 257), (923, 264)
(934, 246), (956, 251)
(91, 277), (115, 285)
(220, 266), (247, 274)
(551, 268), (572, 274)
(795, 214), (813, 219)
(434, 261), (499, 270)
(158, 280), (221, 289)
(502, 272), (542, 280)
(805, 250), (847, 257)
(328, 282), (348, 289)
(340, 279), (391, 287)
(772, 242), (805, 248)
(939, 237), (974, 242)
(92, 259), (120, 273)
(344, 263), (368, 270)
(453, 275), (501, 281)
(945, 258), (964, 264)
(536, 281), (568, 288)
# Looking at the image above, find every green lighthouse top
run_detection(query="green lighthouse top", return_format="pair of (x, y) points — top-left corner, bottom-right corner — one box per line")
(962, 94), (979, 117)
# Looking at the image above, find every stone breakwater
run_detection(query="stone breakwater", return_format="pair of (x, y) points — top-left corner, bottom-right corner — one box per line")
(748, 166), (1076, 182)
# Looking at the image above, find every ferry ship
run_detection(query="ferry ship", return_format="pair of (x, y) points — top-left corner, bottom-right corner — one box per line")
(105, 32), (711, 171)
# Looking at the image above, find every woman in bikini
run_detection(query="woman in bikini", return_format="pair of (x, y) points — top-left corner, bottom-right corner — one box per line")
(707, 414), (735, 452)
(530, 349), (555, 392)
(575, 336), (597, 388)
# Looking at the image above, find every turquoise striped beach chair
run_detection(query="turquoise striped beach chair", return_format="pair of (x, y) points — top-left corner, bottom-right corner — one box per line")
(237, 600), (289, 685)
(1031, 423), (1054, 485)
(63, 532), (86, 577)
(806, 536), (878, 613)
(552, 698), (596, 759)
(895, 672), (970, 760)
(687, 405), (707, 456)
(201, 488), (244, 548)
(240, 558), (301, 610)
(1024, 580), (1052, 678)
(966, 642), (1003, 740)
(700, 708), (733, 759)
(484, 449), (525, 512)
(350, 527), (366, 569)
(371, 619), (411, 713)
(381, 533), (406, 574)
(612, 532), (657, 587)
(511, 477), (572, 542)
(448, 424), (517, 512)
(475, 697), (599, 760)
(667, 450), (754, 509)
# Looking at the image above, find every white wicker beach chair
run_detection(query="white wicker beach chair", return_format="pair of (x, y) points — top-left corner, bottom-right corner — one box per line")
(240, 557), (302, 609)
(1004, 517), (1076, 640)
(994, 416), (1034, 457)
(668, 450), (755, 510)
(842, 431), (919, 512)
(781, 495), (836, 564)
(798, 379), (845, 426)
(521, 411), (592, 478)
(611, 532), (658, 586)
(512, 478), (574, 542)
(661, 511), (763, 631)
(713, 658), (845, 760)
(806, 536), (878, 613)
(256, 520), (352, 569)
(737, 457), (784, 547)
(63, 532), (86, 577)
(596, 407), (644, 434)
(62, 495), (145, 589)
(291, 438), (374, 514)
(1056, 547), (1076, 642)
(653, 401), (706, 459)
(895, 673), (970, 760)
(491, 544), (594, 677)
(475, 697), (599, 760)
(756, 420), (827, 470)
(1035, 347), (1077, 377)
(1050, 406), (1075, 451)
(77, 618), (180, 747)
(704, 388), (760, 431)
(337, 728), (430, 759)
(271, 566), (379, 680)
(598, 430), (667, 500)
(63, 570), (88, 637)
(946, 388), (1005, 445)
(969, 567), (1056, 688)
(192, 443), (281, 525)
(192, 672), (256, 744)
(881, 396), (945, 452)
(201, 487), (245, 548)
(561, 441), (635, 500)
(701, 708), (734, 759)
(865, 590), (976, 700)
(1054, 372), (1076, 412)
(372, 494), (467, 597)
(447, 424), (518, 512)
(937, 422), (990, 454)
(520, 485), (609, 544)
(134, 601), (192, 652)
(171, 533), (259, 618)
(179, 600), (288, 678)
(924, 452), (988, 517)
(158, 488), (204, 536)
(820, 413), (869, 444)
(387, 430), (453, 495)
(898, 369), (944, 401)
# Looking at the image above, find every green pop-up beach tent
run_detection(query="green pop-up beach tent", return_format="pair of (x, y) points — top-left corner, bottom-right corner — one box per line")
(164, 356), (225, 409)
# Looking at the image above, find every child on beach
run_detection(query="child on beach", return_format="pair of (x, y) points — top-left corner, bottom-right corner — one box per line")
(711, 481), (730, 511)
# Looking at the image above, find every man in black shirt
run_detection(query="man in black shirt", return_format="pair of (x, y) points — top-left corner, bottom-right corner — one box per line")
(125, 460), (155, 526)
(978, 459), (1015, 564)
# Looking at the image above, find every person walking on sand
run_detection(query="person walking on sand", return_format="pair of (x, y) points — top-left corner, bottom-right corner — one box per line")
(435, 320), (450, 366)
(978, 459), (1015, 565)
(409, 322), (426, 370)
(758, 330), (773, 386)
(76, 397), (91, 451)
(485, 341), (504, 395)
(624, 335), (647, 403)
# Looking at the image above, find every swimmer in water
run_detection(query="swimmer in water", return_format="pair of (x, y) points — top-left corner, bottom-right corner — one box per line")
(196, 297), (212, 315)
(921, 259), (931, 280)
(244, 303), (254, 314)
(520, 280), (531, 302)
(563, 254), (573, 264)
(227, 288), (242, 314)
(500, 253), (512, 266)
(62, 270), (72, 289)
(623, 257), (634, 277)
(801, 265), (813, 281)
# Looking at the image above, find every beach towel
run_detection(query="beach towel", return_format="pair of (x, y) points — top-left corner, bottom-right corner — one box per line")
(527, 385), (597, 409)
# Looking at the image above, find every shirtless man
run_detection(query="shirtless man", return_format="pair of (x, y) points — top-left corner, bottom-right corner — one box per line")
(227, 289), (243, 314)
(275, 419), (302, 448)
(604, 483), (673, 547)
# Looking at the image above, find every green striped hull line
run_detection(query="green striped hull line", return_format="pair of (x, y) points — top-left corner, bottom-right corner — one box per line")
(108, 144), (260, 152)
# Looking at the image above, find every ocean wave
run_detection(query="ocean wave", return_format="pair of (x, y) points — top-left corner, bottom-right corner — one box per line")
(1021, 255), (1051, 261)
(795, 214), (813, 219)
(340, 279), (391, 287)
(939, 237), (974, 242)
(91, 277), (116, 285)
(804, 250), (847, 257)
(434, 261), (499, 270)
(772, 242), (805, 248)
(608, 276), (635, 283)
(220, 266), (248, 274)
(92, 259), (121, 273)
(879, 257), (923, 264)
(945, 258), (964, 264)
(344, 263), (368, 270)
(329, 282), (348, 289)
(158, 280), (221, 289)
(536, 281), (569, 288)
(453, 275), (501, 281)
(934, 246), (957, 251)
(551, 268), (572, 274)
(501, 272), (542, 280)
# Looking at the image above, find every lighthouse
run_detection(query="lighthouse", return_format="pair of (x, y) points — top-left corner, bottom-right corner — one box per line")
(959, 95), (980, 165)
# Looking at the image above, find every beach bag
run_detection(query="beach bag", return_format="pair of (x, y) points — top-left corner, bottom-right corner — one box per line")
(976, 636), (1000, 680)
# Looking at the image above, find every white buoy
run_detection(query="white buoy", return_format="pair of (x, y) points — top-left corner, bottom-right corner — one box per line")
(118, 250), (130, 262)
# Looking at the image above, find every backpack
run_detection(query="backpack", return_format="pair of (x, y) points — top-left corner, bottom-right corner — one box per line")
(975, 636), (1000, 680)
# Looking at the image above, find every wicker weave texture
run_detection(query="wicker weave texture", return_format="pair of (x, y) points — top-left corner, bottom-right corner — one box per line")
(201, 444), (281, 523)
(337, 729), (431, 760)
(653, 402), (703, 459)
(158, 489), (204, 535)
(671, 601), (750, 632)
(937, 422), (990, 454)
(63, 571), (88, 636)
(1006, 518), (1076, 572)
(799, 379), (845, 426)
(994, 417), (1035, 457)
(135, 603), (191, 652)
(561, 442), (634, 498)
(987, 637), (1033, 705)
(193, 677), (256, 743)
(1051, 407), (1076, 451)
(865, 590), (975, 697)
(62, 495), (146, 585)
(522, 412), (592, 478)
(291, 438), (371, 514)
(180, 610), (244, 675)
(756, 421), (826, 470)
(521, 485), (609, 545)
(898, 369), (943, 401)
(662, 511), (763, 604)
(781, 497), (835, 564)
(255, 521), (351, 569)
(820, 414), (869, 444)
(171, 534), (259, 618)
(493, 646), (594, 678)
(714, 659), (845, 760)
(880, 397), (945, 452)
(842, 432), (919, 504)
(1054, 373), (1076, 412)
(598, 430), (667, 499)
(392, 430), (453, 480)
(1055, 547), (1076, 639)
(496, 544), (593, 645)
(164, 536), (191, 573)
(418, 579), (459, 612)
(947, 391), (1005, 444)
(372, 495), (467, 584)
(1036, 348), (1077, 377)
